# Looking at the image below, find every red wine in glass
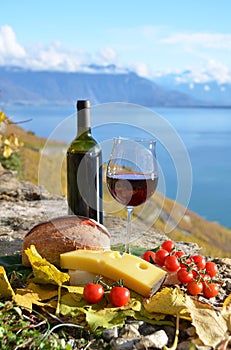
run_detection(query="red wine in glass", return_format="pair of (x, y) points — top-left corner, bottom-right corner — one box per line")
(106, 138), (158, 253)
(106, 173), (158, 207)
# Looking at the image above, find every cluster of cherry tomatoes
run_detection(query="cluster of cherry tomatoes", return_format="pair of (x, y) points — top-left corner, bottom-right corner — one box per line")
(83, 282), (130, 307)
(141, 239), (220, 299)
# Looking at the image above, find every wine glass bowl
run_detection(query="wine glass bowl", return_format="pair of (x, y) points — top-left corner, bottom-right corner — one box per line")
(106, 138), (158, 253)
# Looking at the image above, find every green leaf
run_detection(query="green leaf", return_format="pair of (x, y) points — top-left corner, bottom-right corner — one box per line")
(86, 308), (127, 330)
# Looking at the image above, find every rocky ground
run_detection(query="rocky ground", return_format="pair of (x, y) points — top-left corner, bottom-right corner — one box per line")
(0, 166), (230, 349)
(0, 165), (201, 256)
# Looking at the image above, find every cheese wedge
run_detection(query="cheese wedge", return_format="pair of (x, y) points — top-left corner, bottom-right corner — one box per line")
(60, 250), (166, 297)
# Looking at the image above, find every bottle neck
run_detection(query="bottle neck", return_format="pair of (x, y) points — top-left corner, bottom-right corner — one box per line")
(77, 107), (91, 137)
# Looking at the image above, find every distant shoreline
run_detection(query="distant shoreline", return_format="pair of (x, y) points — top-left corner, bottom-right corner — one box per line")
(2, 101), (231, 109)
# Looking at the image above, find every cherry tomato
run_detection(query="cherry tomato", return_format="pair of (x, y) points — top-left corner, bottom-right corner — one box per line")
(83, 283), (104, 304)
(141, 251), (155, 264)
(191, 255), (206, 270)
(161, 240), (175, 252)
(187, 280), (203, 295)
(174, 251), (185, 259)
(203, 282), (219, 299)
(164, 255), (180, 272)
(177, 267), (194, 284)
(154, 249), (169, 266)
(205, 261), (218, 277)
(110, 286), (130, 307)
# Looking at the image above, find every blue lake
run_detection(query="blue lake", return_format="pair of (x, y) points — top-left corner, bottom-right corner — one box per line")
(3, 103), (231, 229)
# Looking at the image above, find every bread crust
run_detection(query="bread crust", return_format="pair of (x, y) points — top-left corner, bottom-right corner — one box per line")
(22, 216), (110, 267)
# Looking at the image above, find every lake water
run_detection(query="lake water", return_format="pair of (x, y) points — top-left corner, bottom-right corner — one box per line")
(3, 103), (231, 229)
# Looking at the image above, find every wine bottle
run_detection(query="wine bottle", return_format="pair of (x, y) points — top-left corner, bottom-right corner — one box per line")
(66, 100), (103, 223)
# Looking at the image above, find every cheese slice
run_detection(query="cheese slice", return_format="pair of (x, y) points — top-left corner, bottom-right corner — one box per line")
(60, 250), (166, 297)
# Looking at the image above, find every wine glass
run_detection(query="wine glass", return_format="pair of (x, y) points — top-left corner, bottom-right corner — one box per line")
(106, 137), (158, 253)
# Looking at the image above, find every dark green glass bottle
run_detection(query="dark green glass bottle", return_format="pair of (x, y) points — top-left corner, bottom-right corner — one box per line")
(66, 100), (103, 223)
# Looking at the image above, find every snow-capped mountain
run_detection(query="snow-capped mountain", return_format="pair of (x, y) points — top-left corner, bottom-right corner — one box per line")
(153, 70), (231, 106)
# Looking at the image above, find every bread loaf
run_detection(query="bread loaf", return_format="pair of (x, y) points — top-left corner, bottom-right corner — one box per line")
(22, 216), (110, 267)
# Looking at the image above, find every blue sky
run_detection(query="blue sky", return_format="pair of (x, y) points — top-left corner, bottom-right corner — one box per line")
(1, 0), (231, 82)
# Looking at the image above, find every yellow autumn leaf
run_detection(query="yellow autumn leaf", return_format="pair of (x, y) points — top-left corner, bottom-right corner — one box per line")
(27, 282), (58, 300)
(14, 283), (59, 311)
(25, 245), (69, 286)
(221, 293), (231, 331)
(185, 295), (228, 348)
(14, 289), (39, 312)
(143, 287), (190, 319)
(62, 285), (84, 293)
(222, 292), (231, 309)
(0, 266), (15, 299)
(0, 111), (6, 123)
(62, 285), (84, 296)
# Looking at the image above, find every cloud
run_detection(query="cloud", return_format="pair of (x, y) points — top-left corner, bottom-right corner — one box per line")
(129, 62), (152, 78)
(0, 25), (125, 74)
(0, 25), (119, 72)
(0, 25), (26, 64)
(96, 47), (118, 64)
(0, 25), (231, 84)
(161, 32), (231, 50)
(25, 42), (90, 71)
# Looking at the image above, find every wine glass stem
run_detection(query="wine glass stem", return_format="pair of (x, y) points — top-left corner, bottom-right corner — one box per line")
(125, 206), (133, 254)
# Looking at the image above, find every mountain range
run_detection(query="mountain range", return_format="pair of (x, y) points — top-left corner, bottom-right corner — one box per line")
(0, 65), (230, 107)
